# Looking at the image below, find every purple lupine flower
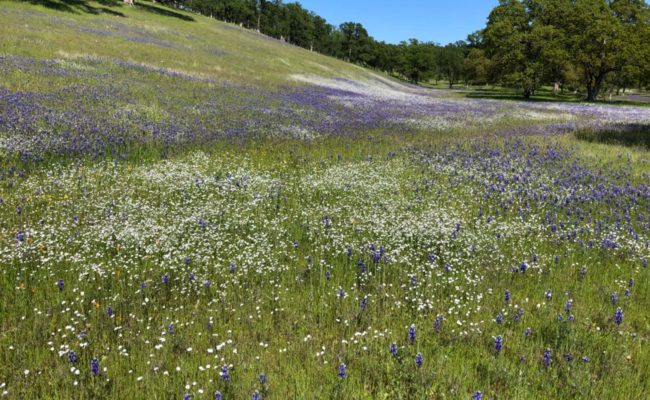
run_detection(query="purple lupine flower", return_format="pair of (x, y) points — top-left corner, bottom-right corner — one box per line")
(259, 373), (267, 384)
(188, 272), (195, 282)
(434, 315), (443, 332)
(524, 327), (532, 338)
(581, 265), (587, 278)
(140, 281), (147, 289)
(472, 391), (483, 400)
(161, 274), (170, 284)
(57, 279), (64, 291)
(611, 292), (618, 305)
(625, 288), (631, 298)
(643, 259), (647, 268)
(252, 391), (261, 400)
(204, 280), (211, 289)
(504, 290), (511, 303)
(168, 323), (175, 334)
(494, 335), (503, 355)
(389, 342), (398, 357)
(197, 218), (207, 229)
(554, 255), (559, 264)
(581, 357), (589, 363)
(293, 240), (299, 249)
(557, 314), (564, 322)
(325, 270), (331, 280)
(323, 214), (331, 228)
(410, 275), (417, 285)
(543, 348), (552, 367)
(563, 353), (573, 363)
(614, 308), (623, 325)
(338, 363), (347, 379)
(564, 299), (572, 314)
(519, 261), (527, 273)
(184, 256), (191, 266)
(496, 314), (503, 325)
(514, 308), (524, 322)
(214, 391), (223, 400)
(519, 355), (527, 362)
(408, 324), (416, 344)
(90, 358), (100, 375)
(15, 230), (26, 242)
(545, 289), (552, 301)
(68, 351), (78, 363)
(220, 365), (230, 381)
(229, 262), (235, 273)
(415, 352), (423, 368)
(337, 288), (346, 298)
(428, 253), (436, 263)
(347, 245), (352, 257)
(357, 260), (366, 273)
(183, 395), (191, 400)
(628, 278), (634, 288)
(360, 297), (368, 310)
(106, 306), (114, 317)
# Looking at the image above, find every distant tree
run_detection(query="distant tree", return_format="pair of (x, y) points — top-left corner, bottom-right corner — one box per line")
(396, 39), (435, 84)
(563, 0), (650, 100)
(283, 3), (313, 47)
(483, 0), (544, 98)
(370, 41), (400, 73)
(310, 15), (333, 52)
(484, 0), (650, 100)
(339, 22), (373, 64)
(436, 42), (466, 88)
(466, 30), (484, 48)
(463, 48), (490, 85)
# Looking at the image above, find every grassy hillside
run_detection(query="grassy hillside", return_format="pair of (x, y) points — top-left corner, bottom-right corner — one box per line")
(0, 0), (376, 86)
(1, 1), (650, 400)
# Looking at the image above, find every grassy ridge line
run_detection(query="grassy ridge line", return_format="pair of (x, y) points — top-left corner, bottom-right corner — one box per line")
(0, 0), (383, 87)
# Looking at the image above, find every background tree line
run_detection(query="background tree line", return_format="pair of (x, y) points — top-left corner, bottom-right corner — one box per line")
(164, 0), (650, 100)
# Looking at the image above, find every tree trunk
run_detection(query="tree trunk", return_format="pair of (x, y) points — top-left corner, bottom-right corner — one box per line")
(586, 70), (608, 102)
(586, 85), (596, 101)
(523, 87), (532, 99)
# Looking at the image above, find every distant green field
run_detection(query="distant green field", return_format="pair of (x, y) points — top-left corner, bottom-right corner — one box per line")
(1, 1), (650, 399)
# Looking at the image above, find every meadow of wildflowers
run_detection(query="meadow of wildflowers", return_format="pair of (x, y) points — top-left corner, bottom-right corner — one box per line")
(1, 1), (650, 399)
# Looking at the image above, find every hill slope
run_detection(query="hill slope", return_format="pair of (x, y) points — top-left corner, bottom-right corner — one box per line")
(1, 0), (376, 85)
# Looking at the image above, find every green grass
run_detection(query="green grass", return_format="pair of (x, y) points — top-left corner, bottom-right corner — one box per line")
(1, 1), (650, 399)
(575, 125), (650, 149)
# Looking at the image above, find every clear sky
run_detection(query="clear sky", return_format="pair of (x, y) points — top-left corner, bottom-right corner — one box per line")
(296, 0), (500, 45)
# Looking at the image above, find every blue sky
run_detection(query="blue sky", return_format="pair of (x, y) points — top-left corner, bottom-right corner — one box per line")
(296, 0), (500, 45)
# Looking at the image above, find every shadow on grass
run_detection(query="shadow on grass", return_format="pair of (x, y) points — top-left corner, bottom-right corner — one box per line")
(23, 0), (126, 16)
(575, 124), (650, 148)
(465, 88), (580, 103)
(21, 0), (195, 21)
(465, 88), (650, 107)
(135, 2), (194, 21)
